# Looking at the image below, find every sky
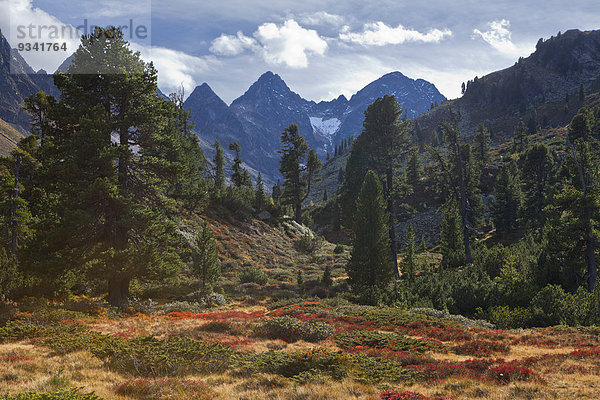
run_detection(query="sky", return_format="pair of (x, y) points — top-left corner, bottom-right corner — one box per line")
(1, 0), (599, 104)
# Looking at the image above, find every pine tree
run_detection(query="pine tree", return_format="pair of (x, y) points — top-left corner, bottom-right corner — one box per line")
(492, 159), (523, 237)
(322, 265), (333, 288)
(474, 123), (490, 165)
(521, 143), (554, 226)
(441, 199), (465, 269)
(297, 270), (305, 294)
(229, 141), (244, 187)
(420, 235), (427, 253)
(346, 170), (392, 303)
(340, 95), (411, 273)
(406, 147), (420, 186)
(323, 188), (328, 202)
(28, 27), (196, 305)
(279, 124), (321, 223)
(254, 173), (267, 211)
(272, 180), (282, 205)
(403, 224), (416, 284)
(430, 121), (480, 264)
(191, 221), (220, 293)
(213, 140), (226, 193)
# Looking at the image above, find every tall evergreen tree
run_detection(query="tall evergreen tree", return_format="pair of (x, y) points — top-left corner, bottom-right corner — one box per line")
(254, 173), (267, 211)
(492, 159), (523, 237)
(346, 170), (392, 303)
(430, 121), (480, 264)
(402, 224), (416, 284)
(340, 95), (411, 273)
(213, 140), (226, 193)
(26, 27), (197, 305)
(229, 141), (244, 187)
(406, 147), (420, 186)
(279, 124), (321, 223)
(440, 199), (465, 269)
(191, 221), (220, 292)
(474, 123), (490, 165)
(521, 143), (554, 226)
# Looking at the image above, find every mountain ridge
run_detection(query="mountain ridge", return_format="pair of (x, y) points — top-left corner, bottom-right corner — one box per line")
(185, 70), (446, 183)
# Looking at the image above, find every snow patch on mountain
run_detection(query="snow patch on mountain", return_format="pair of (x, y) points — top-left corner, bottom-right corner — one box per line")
(309, 116), (341, 137)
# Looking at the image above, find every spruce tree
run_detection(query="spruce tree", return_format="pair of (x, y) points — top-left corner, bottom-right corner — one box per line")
(340, 95), (411, 273)
(521, 143), (554, 226)
(440, 199), (465, 269)
(322, 265), (333, 288)
(346, 170), (392, 303)
(403, 224), (416, 284)
(229, 141), (244, 187)
(27, 27), (196, 305)
(279, 124), (321, 223)
(213, 140), (226, 193)
(254, 173), (267, 211)
(191, 221), (220, 293)
(492, 159), (523, 237)
(406, 147), (420, 186)
(474, 123), (490, 165)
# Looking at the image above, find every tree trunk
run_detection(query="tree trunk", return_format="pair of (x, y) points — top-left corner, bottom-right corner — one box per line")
(108, 275), (130, 307)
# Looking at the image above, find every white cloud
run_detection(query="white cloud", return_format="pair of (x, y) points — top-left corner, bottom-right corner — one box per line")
(209, 31), (258, 56)
(0, 0), (81, 72)
(131, 43), (218, 97)
(339, 22), (452, 46)
(209, 19), (328, 68)
(473, 19), (530, 57)
(298, 11), (345, 27)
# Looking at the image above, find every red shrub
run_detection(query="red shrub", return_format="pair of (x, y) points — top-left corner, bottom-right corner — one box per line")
(486, 363), (540, 384)
(452, 340), (510, 357)
(379, 390), (452, 400)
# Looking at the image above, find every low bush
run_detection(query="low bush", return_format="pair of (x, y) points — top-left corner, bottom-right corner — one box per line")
(295, 233), (322, 254)
(239, 267), (268, 285)
(239, 348), (351, 380)
(486, 363), (540, 384)
(333, 244), (345, 254)
(451, 340), (510, 357)
(100, 336), (233, 377)
(335, 330), (444, 353)
(253, 316), (333, 342)
(162, 301), (205, 315)
(0, 391), (102, 400)
(114, 378), (214, 400)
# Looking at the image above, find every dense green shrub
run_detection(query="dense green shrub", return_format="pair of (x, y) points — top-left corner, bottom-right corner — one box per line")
(239, 348), (351, 380)
(239, 267), (268, 285)
(295, 233), (322, 254)
(100, 336), (233, 377)
(333, 244), (345, 254)
(253, 316), (333, 342)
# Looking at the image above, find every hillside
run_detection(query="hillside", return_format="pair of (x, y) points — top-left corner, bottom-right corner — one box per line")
(414, 29), (600, 142)
(0, 118), (23, 156)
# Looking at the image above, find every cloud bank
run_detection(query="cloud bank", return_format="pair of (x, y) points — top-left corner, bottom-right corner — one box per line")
(210, 19), (327, 68)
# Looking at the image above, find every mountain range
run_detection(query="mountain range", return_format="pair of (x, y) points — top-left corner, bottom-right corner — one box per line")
(184, 71), (446, 183)
(0, 30), (58, 131)
(413, 29), (600, 141)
